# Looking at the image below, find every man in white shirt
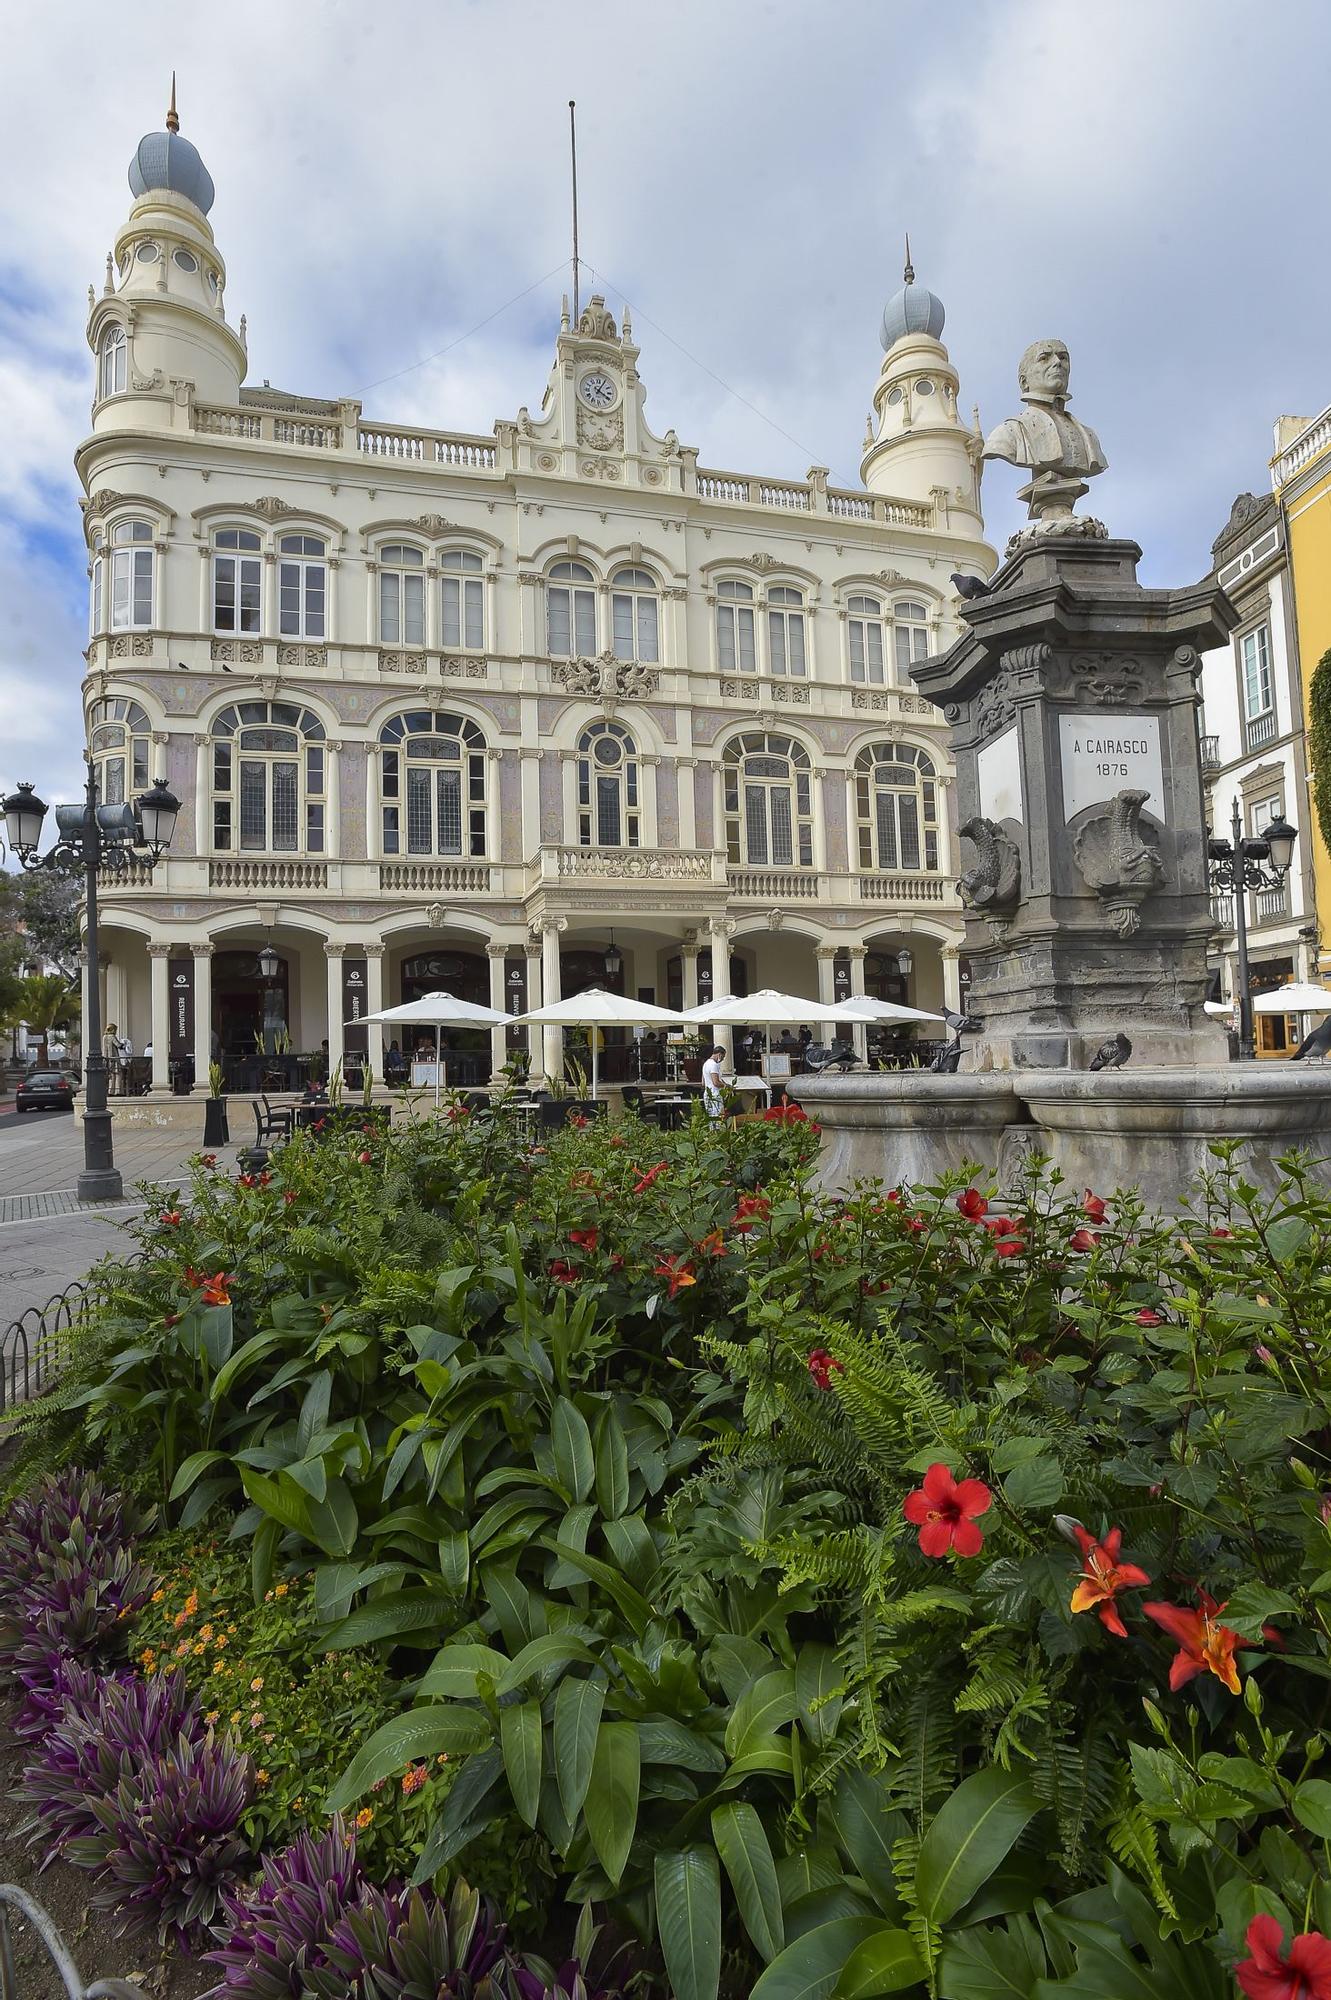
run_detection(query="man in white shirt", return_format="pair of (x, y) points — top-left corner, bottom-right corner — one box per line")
(701, 1044), (731, 1121)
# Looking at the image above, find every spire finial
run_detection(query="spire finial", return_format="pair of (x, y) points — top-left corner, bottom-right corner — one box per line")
(166, 73), (179, 133)
(903, 232), (914, 286)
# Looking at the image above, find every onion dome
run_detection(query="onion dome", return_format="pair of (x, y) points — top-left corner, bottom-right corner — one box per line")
(880, 235), (945, 350)
(128, 78), (215, 216)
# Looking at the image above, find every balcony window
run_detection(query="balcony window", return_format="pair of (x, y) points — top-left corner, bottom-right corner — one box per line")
(441, 549), (484, 651)
(109, 520), (154, 630)
(767, 586), (807, 677)
(715, 580), (756, 673)
(847, 594), (886, 684)
(89, 533), (104, 635)
(97, 324), (126, 401)
(723, 730), (813, 868)
(610, 568), (659, 663)
(211, 700), (326, 853)
(278, 534), (326, 638)
(213, 528), (262, 634)
(379, 544), (425, 647)
(90, 698), (151, 807)
(856, 742), (939, 872)
(380, 709), (486, 858)
(548, 561), (596, 657)
(1242, 625), (1275, 745)
(577, 721), (639, 847)
(893, 600), (930, 673)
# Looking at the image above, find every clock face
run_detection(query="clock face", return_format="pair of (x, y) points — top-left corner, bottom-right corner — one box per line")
(578, 372), (617, 411)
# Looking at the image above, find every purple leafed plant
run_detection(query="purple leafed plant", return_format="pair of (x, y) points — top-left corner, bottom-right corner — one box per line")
(302, 1879), (509, 2000)
(0, 1467), (149, 1604)
(63, 1730), (254, 1948)
(0, 1545), (155, 1738)
(21, 1667), (205, 1858)
(201, 1818), (365, 1999)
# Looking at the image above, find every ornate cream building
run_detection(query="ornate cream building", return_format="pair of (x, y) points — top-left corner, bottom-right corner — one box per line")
(79, 101), (994, 1091)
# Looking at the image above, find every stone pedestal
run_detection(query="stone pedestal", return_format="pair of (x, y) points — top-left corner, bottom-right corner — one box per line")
(795, 1073), (1024, 1189)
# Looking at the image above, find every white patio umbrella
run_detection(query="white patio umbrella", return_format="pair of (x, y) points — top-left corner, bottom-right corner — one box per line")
(682, 988), (825, 1100)
(351, 991), (510, 1107)
(1253, 984), (1331, 1015)
(516, 988), (688, 1100)
(827, 995), (946, 1026)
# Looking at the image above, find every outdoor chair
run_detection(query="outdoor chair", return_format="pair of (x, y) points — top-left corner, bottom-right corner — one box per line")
(620, 1085), (646, 1115)
(253, 1095), (293, 1145)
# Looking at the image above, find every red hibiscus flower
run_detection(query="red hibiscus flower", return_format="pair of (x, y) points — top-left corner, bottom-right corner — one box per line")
(654, 1254), (696, 1298)
(1135, 1307), (1164, 1326)
(548, 1260), (579, 1286)
(732, 1193), (771, 1233)
(569, 1227), (599, 1252)
(199, 1154), (218, 1169)
(956, 1188), (988, 1221)
(1068, 1228), (1101, 1253)
(183, 1266), (204, 1289)
(1211, 1225), (1234, 1239)
(445, 1102), (470, 1122)
(357, 1150), (372, 1165)
(1237, 1913), (1331, 2000)
(904, 1463), (993, 1558)
(807, 1348), (845, 1390)
(160, 1210), (182, 1227)
(983, 1214), (1021, 1236)
(1143, 1589), (1245, 1695)
(763, 1101), (808, 1123)
(283, 1190), (298, 1206)
(1082, 1190), (1108, 1223)
(995, 1236), (1026, 1257)
(1069, 1525), (1150, 1637)
(200, 1272), (233, 1308)
(569, 1113), (590, 1130)
(633, 1163), (668, 1194)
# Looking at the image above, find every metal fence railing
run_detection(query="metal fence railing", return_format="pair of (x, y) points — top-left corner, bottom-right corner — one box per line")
(0, 1277), (94, 1416)
(0, 1882), (145, 1996)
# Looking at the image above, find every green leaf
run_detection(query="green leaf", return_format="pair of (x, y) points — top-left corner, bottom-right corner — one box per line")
(501, 1698), (544, 1828)
(1293, 1780), (1331, 1837)
(594, 1405), (631, 1519)
(712, 1802), (784, 1963)
(828, 1770), (902, 1910)
(655, 1846), (722, 2000)
(438, 1528), (470, 1594)
(322, 1590), (456, 1650)
(584, 1720), (640, 1885)
(938, 1918), (1048, 1998)
(327, 1705), (493, 1811)
(834, 1927), (927, 1998)
(552, 1397), (595, 1502)
(914, 1768), (1040, 1926)
(553, 1675), (604, 1822)
(418, 1643), (512, 1699)
(210, 1329), (286, 1402)
(724, 1669), (797, 1760)
(307, 1477), (358, 1559)
(238, 1465), (314, 1540)
(795, 1643), (844, 1751)
(1221, 1581), (1299, 1643)
(168, 1448), (228, 1502)
(1002, 1458), (1063, 1511)
(750, 1918), (884, 2000)
(496, 1633), (599, 1696)
(411, 1747), (503, 1882)
(543, 1539), (654, 1635)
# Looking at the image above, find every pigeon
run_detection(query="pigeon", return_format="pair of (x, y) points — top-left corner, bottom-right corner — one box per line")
(219, 661), (233, 673)
(941, 1008), (983, 1040)
(951, 571), (991, 601)
(1089, 1032), (1133, 1071)
(929, 1041), (964, 1074)
(1290, 1017), (1331, 1061)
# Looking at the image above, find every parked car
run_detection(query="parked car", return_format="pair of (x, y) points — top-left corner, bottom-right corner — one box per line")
(15, 1070), (76, 1114)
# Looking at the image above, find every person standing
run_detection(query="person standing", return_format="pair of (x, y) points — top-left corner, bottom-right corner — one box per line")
(701, 1043), (732, 1122)
(102, 1022), (120, 1096)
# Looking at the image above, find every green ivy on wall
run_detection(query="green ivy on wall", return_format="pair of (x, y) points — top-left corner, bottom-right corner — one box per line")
(1310, 649), (1331, 857)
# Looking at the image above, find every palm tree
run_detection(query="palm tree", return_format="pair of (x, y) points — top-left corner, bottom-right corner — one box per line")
(16, 973), (80, 1068)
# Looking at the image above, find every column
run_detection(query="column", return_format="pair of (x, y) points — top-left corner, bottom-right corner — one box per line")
(148, 943), (171, 1093)
(325, 743), (341, 861)
(524, 940), (544, 1078)
(487, 945), (509, 1082)
(194, 739), (210, 855)
(941, 945), (962, 1015)
(707, 918), (734, 1061)
(680, 930), (700, 1012)
(325, 943), (346, 1081)
(540, 920), (566, 1081)
(815, 944), (838, 1042)
(191, 942), (214, 1092)
(848, 945), (868, 1061)
(365, 943), (386, 1081)
(107, 959), (129, 1047)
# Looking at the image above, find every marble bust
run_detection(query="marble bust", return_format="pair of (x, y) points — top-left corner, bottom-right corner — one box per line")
(983, 338), (1107, 523)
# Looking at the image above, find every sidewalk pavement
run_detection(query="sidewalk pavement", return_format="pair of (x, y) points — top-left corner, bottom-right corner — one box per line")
(0, 1113), (248, 1333)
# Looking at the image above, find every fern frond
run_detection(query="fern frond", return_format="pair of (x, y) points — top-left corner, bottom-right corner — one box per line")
(1106, 1803), (1177, 1920)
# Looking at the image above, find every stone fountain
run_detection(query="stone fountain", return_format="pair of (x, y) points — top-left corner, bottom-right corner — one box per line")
(796, 338), (1331, 1205)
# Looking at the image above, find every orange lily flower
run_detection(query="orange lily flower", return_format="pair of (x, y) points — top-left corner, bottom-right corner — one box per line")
(654, 1254), (697, 1298)
(1069, 1525), (1150, 1636)
(1143, 1589), (1244, 1694)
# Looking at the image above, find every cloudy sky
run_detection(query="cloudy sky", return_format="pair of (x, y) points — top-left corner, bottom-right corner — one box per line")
(3, 0), (1330, 826)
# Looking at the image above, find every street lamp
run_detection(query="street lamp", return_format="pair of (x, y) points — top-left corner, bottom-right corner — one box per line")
(3, 761), (179, 1201)
(1206, 797), (1299, 1061)
(257, 938), (280, 983)
(603, 930), (622, 983)
(897, 947), (914, 979)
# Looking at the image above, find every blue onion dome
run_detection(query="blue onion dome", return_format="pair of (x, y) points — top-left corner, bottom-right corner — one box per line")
(880, 238), (945, 351)
(128, 82), (215, 215)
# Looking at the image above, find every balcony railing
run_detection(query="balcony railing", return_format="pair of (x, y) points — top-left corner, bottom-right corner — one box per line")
(1200, 734), (1222, 774)
(1273, 405), (1331, 484)
(209, 858), (329, 890)
(1255, 886), (1289, 923)
(378, 861), (494, 893)
(1245, 710), (1278, 750)
(357, 426), (498, 469)
(1211, 892), (1234, 930)
(857, 872), (952, 904)
(529, 846), (725, 886)
(728, 867), (822, 900)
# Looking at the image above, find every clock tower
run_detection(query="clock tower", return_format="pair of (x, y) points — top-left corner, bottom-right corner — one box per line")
(514, 293), (683, 487)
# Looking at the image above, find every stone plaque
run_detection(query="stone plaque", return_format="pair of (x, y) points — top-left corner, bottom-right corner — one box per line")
(1059, 713), (1162, 820)
(978, 726), (1023, 824)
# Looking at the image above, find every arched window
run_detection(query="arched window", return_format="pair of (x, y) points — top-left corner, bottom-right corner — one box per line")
(723, 732), (813, 869)
(893, 600), (931, 673)
(855, 743), (939, 873)
(379, 710), (486, 857)
(441, 549), (485, 651)
(211, 700), (327, 854)
(577, 721), (639, 847)
(767, 585), (807, 677)
(278, 534), (327, 638)
(547, 561), (596, 657)
(213, 528), (262, 634)
(610, 568), (659, 663)
(98, 325), (126, 401)
(109, 520), (154, 630)
(90, 698), (151, 806)
(847, 594), (886, 684)
(89, 532), (105, 635)
(715, 580), (756, 673)
(378, 544), (425, 646)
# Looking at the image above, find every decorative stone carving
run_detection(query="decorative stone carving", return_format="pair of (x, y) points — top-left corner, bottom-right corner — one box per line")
(211, 638), (263, 664)
(748, 553), (777, 570)
(576, 408), (624, 451)
(250, 495), (297, 518)
(276, 644), (327, 669)
(440, 658), (489, 680)
(425, 902), (447, 930)
(551, 653), (659, 699)
(851, 689), (891, 711)
(983, 338), (1108, 527)
(576, 296), (619, 340)
(378, 650), (427, 675)
(416, 514), (455, 534)
(720, 679), (761, 701)
(1072, 788), (1165, 938)
(578, 458), (620, 480)
(555, 850), (713, 882)
(772, 683), (810, 704)
(110, 634), (153, 658)
(82, 489), (130, 521)
(958, 817), (1022, 913)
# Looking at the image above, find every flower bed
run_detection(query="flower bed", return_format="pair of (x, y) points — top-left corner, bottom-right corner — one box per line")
(3, 1111), (1331, 1999)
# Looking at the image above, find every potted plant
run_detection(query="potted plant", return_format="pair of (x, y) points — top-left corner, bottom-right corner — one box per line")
(203, 1060), (229, 1146)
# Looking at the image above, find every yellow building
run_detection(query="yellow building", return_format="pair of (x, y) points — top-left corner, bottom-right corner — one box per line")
(1273, 406), (1331, 974)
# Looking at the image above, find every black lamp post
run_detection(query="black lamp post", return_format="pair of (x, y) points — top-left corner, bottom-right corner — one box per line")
(2, 764), (179, 1201)
(1207, 797), (1298, 1061)
(603, 930), (622, 985)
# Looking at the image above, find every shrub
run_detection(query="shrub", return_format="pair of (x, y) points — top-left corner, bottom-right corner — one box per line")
(301, 1878), (509, 2000)
(21, 1666), (204, 1857)
(0, 1544), (154, 1738)
(203, 1818), (364, 1998)
(0, 1465), (146, 1604)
